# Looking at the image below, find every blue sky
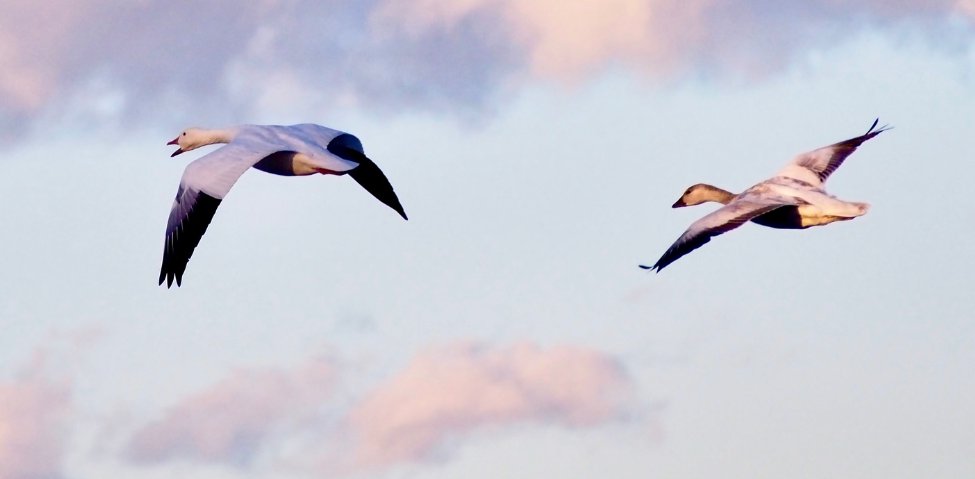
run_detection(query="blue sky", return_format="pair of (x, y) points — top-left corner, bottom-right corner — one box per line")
(1, 1), (974, 478)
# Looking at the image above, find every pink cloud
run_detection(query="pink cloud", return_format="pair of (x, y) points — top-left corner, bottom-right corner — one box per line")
(0, 0), (972, 138)
(125, 357), (334, 466)
(0, 0), (508, 135)
(0, 0), (84, 113)
(0, 356), (71, 479)
(346, 341), (631, 469)
(959, 0), (975, 17)
(373, 0), (713, 79)
(374, 0), (975, 81)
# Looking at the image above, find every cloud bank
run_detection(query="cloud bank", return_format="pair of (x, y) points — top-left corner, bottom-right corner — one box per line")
(0, 356), (70, 479)
(121, 341), (630, 473)
(0, 0), (972, 136)
(125, 357), (334, 466)
(346, 341), (630, 468)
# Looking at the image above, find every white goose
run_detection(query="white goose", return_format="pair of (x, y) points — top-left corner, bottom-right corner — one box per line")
(159, 123), (407, 287)
(642, 119), (890, 272)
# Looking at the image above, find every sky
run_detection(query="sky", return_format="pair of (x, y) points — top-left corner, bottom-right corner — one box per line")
(1, 1), (974, 478)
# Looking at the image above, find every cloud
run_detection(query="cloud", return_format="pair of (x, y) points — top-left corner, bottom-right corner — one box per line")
(1, 0), (972, 139)
(0, 353), (71, 479)
(118, 342), (632, 474)
(124, 357), (334, 467)
(0, 0), (514, 136)
(345, 341), (631, 469)
(372, 0), (707, 79)
(375, 0), (975, 80)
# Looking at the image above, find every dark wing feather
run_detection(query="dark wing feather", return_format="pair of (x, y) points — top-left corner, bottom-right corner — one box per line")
(156, 142), (280, 288)
(327, 135), (407, 220)
(158, 185), (222, 288)
(784, 118), (891, 184)
(641, 201), (784, 273)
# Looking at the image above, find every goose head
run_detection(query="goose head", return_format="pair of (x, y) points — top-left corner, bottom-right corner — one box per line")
(167, 128), (213, 157)
(672, 183), (735, 207)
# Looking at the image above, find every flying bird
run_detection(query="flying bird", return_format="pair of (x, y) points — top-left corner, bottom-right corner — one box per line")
(641, 119), (890, 272)
(159, 124), (407, 287)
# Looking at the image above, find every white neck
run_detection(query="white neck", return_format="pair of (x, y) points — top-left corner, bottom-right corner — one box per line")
(200, 127), (238, 146)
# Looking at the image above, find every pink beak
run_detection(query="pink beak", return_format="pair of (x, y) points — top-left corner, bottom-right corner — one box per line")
(167, 137), (184, 157)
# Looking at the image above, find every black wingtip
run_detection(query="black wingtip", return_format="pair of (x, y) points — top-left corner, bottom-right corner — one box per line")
(342, 153), (408, 222)
(858, 118), (895, 141)
(865, 118), (893, 137)
(326, 138), (408, 222)
(158, 269), (177, 288)
(389, 202), (408, 221)
(158, 191), (222, 289)
(868, 118), (879, 133)
(640, 262), (667, 273)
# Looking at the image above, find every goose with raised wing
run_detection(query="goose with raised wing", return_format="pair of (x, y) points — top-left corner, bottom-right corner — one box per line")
(641, 119), (889, 272)
(158, 123), (407, 288)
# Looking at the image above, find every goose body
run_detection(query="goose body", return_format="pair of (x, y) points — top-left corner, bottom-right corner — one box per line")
(642, 119), (889, 272)
(159, 123), (407, 288)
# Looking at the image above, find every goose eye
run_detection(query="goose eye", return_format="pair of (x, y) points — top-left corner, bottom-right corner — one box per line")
(182, 132), (186, 136)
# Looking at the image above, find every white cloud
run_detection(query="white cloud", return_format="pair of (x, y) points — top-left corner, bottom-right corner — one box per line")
(345, 341), (631, 469)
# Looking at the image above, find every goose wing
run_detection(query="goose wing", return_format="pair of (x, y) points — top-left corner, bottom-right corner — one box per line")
(159, 143), (273, 288)
(327, 134), (408, 220)
(641, 198), (792, 272)
(777, 118), (890, 187)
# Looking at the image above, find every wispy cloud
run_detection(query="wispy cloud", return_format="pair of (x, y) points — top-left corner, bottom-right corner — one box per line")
(0, 0), (971, 138)
(0, 352), (71, 479)
(118, 341), (632, 474)
(124, 357), (334, 467)
(345, 341), (631, 469)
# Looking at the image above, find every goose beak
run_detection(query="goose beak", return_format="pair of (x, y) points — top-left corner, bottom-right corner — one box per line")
(672, 199), (687, 208)
(167, 137), (184, 157)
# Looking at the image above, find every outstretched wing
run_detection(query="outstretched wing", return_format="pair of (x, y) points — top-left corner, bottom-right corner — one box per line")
(777, 118), (890, 187)
(641, 200), (788, 272)
(159, 143), (272, 288)
(327, 134), (408, 220)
